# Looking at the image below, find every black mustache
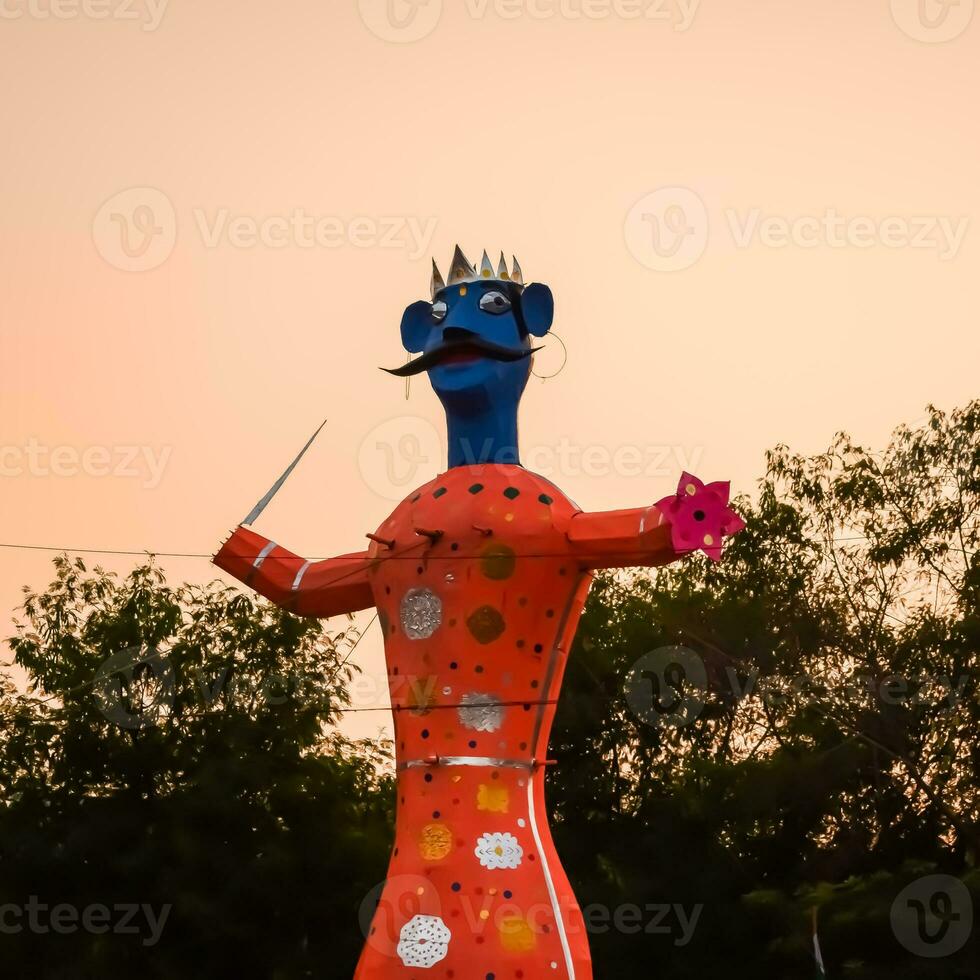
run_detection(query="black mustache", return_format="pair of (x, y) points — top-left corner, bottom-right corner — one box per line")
(382, 338), (538, 377)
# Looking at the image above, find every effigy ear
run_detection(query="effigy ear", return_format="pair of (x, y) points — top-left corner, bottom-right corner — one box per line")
(400, 300), (433, 353)
(521, 283), (554, 337)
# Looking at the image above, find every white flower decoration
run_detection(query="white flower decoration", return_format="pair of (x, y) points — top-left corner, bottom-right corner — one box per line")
(474, 831), (524, 870)
(396, 914), (451, 969)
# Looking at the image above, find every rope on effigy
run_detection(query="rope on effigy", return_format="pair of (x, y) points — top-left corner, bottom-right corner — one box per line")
(0, 533), (888, 559)
(5, 529), (966, 714)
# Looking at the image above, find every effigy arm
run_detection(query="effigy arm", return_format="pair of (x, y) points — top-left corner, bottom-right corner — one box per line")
(213, 525), (374, 619)
(567, 504), (677, 570)
(567, 472), (745, 570)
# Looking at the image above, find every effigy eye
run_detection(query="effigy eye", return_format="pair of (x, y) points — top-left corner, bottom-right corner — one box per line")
(431, 300), (448, 321)
(479, 290), (511, 314)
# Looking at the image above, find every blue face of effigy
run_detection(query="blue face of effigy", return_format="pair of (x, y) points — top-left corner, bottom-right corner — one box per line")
(386, 248), (554, 469)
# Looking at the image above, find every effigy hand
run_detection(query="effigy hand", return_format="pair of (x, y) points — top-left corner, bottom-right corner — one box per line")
(655, 472), (745, 561)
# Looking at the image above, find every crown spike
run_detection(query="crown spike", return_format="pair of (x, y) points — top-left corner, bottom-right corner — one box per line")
(480, 250), (494, 278)
(448, 245), (476, 286)
(497, 251), (510, 280)
(430, 258), (446, 299)
(511, 255), (524, 286)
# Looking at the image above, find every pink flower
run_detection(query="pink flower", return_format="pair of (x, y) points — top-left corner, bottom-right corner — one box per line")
(655, 472), (745, 561)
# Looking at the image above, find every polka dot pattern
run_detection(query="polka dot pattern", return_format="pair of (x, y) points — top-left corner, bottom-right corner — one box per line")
(357, 465), (593, 980)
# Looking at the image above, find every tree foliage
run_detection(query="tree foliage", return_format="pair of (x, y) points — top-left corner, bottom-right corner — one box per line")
(1, 560), (393, 978)
(550, 401), (979, 976)
(2, 402), (977, 977)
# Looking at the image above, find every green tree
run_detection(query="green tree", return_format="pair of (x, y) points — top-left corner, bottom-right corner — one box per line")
(2, 401), (978, 978)
(551, 401), (979, 977)
(1, 558), (393, 979)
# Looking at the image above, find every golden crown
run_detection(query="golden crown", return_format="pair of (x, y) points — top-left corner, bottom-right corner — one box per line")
(431, 245), (524, 300)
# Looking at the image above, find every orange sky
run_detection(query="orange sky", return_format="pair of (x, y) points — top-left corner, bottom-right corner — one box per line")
(1, 0), (977, 740)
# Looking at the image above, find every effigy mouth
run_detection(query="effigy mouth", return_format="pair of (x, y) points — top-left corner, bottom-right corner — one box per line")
(381, 337), (538, 377)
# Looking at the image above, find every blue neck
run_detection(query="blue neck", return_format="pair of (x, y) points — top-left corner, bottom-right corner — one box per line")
(442, 391), (521, 469)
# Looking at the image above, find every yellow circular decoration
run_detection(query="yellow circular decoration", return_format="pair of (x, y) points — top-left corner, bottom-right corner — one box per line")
(459, 286), (468, 296)
(703, 534), (714, 546)
(477, 783), (510, 813)
(418, 822), (453, 861)
(499, 916), (537, 952)
(685, 483), (697, 496)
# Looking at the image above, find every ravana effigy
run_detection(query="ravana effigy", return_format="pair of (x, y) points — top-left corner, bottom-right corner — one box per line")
(214, 247), (744, 978)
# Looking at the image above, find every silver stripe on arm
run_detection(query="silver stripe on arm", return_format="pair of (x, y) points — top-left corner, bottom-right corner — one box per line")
(252, 540), (277, 569)
(291, 560), (312, 592)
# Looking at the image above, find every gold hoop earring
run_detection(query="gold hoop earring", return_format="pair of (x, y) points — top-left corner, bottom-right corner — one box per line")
(530, 332), (568, 381)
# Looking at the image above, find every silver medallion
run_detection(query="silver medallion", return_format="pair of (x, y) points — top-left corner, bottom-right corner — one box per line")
(457, 692), (505, 732)
(400, 588), (442, 640)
